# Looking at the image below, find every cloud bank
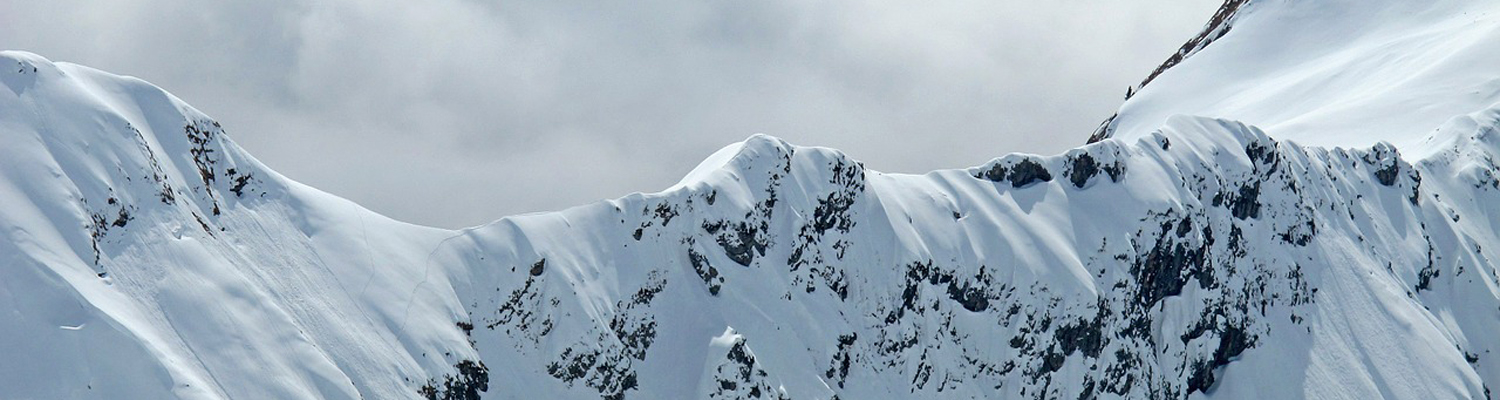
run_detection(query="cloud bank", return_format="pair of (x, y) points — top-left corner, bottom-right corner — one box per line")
(2, 0), (1219, 228)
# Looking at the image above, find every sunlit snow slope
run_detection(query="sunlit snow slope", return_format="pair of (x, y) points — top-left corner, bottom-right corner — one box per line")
(1096, 0), (1500, 156)
(0, 51), (470, 399)
(5, 1), (1500, 399)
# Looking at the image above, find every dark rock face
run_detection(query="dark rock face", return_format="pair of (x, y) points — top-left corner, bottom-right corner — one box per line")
(1416, 258), (1440, 292)
(1138, 0), (1249, 90)
(529, 259), (546, 276)
(1068, 153), (1101, 188)
(128, 124), (177, 204)
(1088, 114), (1119, 145)
(609, 274), (665, 361)
(543, 273), (668, 400)
(886, 260), (1009, 325)
(1357, 143), (1424, 204)
(184, 121), (224, 215)
(1374, 158), (1401, 186)
(976, 158), (1054, 188)
(1131, 214), (1209, 309)
(1065, 148), (1128, 188)
(548, 347), (638, 400)
(1182, 323), (1254, 395)
(701, 160), (781, 267)
(704, 218), (768, 267)
(825, 333), (858, 388)
(850, 134), (1337, 398)
(85, 200), (122, 266)
(947, 282), (990, 313)
(1009, 159), (1054, 187)
(787, 157), (866, 299)
(686, 243), (724, 296)
(1055, 313), (1105, 359)
(419, 360), (490, 400)
(226, 168), (257, 198)
(709, 337), (790, 400)
(485, 259), (557, 344)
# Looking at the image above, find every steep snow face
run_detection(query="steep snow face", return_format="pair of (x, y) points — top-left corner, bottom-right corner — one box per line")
(1097, 0), (1500, 156)
(0, 51), (471, 399)
(6, 2), (1500, 397)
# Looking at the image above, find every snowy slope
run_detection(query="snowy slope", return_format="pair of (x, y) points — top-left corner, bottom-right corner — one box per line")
(5, 1), (1500, 399)
(439, 122), (1499, 399)
(1095, 0), (1500, 156)
(0, 51), (471, 399)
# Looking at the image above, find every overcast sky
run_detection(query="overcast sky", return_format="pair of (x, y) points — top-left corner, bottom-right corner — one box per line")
(2, 0), (1219, 229)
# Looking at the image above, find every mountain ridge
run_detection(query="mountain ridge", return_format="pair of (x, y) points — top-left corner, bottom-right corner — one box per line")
(5, 1), (1500, 398)
(1093, 0), (1500, 153)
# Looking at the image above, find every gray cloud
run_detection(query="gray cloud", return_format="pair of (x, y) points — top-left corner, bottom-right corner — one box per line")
(1, 0), (1220, 228)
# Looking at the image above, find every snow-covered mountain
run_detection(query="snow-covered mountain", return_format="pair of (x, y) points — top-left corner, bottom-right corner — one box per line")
(4, 0), (1500, 399)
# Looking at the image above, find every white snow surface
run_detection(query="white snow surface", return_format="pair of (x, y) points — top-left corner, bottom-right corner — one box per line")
(4, 2), (1500, 398)
(1106, 0), (1500, 158)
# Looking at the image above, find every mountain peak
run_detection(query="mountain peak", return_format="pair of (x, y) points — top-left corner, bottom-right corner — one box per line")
(1, 50), (49, 94)
(669, 133), (792, 192)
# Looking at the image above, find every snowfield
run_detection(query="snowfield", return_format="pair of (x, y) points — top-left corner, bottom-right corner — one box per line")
(4, 0), (1500, 399)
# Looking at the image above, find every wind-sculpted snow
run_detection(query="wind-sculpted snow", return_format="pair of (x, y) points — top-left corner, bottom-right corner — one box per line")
(1090, 0), (1249, 143)
(1094, 0), (1500, 153)
(435, 117), (1498, 399)
(6, 1), (1500, 396)
(0, 51), (467, 399)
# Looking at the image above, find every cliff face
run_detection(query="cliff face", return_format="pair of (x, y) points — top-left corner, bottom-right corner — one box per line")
(5, 1), (1500, 398)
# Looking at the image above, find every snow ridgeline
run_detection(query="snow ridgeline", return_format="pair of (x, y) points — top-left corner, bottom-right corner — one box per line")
(3, 48), (1500, 399)
(1094, 0), (1500, 153)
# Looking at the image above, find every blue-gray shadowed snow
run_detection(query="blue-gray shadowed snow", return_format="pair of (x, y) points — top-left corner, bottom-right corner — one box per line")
(2, 0), (1500, 399)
